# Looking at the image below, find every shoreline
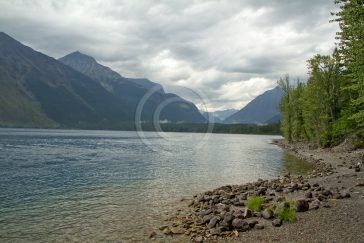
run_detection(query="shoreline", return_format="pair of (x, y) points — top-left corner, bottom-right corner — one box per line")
(154, 139), (364, 242)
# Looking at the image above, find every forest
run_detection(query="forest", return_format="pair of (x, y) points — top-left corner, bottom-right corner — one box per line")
(279, 0), (364, 147)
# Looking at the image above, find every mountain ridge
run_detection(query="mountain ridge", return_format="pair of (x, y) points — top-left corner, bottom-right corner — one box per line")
(224, 86), (283, 124)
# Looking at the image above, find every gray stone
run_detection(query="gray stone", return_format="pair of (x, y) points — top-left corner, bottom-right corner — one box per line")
(261, 208), (274, 219)
(295, 199), (309, 212)
(340, 191), (351, 198)
(272, 219), (282, 227)
(244, 208), (253, 218)
(232, 218), (249, 231)
(309, 199), (320, 210)
(202, 214), (213, 224)
(195, 236), (203, 243)
(223, 212), (234, 223)
(255, 223), (264, 229)
(199, 209), (212, 217)
(233, 210), (243, 219)
(305, 192), (313, 198)
(248, 219), (258, 228)
(209, 227), (222, 236)
(207, 216), (219, 229)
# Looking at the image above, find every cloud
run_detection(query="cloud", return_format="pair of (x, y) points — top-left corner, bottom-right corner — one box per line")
(0, 0), (339, 111)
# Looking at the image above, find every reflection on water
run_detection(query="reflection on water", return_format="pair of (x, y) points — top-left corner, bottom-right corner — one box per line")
(0, 128), (312, 242)
(281, 152), (315, 175)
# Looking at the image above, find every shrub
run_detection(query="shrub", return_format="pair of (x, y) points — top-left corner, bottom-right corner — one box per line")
(246, 196), (265, 212)
(275, 200), (296, 222)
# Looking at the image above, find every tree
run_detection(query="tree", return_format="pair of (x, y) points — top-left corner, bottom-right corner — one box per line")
(279, 75), (293, 142)
(333, 0), (364, 137)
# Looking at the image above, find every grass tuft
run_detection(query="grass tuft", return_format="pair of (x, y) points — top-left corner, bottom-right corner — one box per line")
(246, 196), (265, 212)
(275, 200), (296, 222)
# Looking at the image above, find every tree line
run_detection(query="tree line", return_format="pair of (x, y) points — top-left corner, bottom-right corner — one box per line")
(279, 0), (364, 148)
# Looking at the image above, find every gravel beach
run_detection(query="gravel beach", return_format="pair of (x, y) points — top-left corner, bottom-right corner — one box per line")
(155, 139), (364, 243)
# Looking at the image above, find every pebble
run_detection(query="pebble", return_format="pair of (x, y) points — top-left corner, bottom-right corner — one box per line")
(255, 223), (265, 229)
(272, 219), (282, 227)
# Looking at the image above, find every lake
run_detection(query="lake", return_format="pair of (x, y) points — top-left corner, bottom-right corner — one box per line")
(0, 128), (312, 242)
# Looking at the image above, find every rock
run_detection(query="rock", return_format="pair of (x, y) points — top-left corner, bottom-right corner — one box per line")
(317, 194), (327, 201)
(305, 192), (313, 198)
(355, 182), (364, 187)
(199, 209), (212, 217)
(340, 191), (351, 198)
(255, 223), (264, 229)
(261, 208), (274, 219)
(195, 236), (203, 243)
(163, 227), (172, 235)
(207, 216), (218, 229)
(244, 208), (253, 218)
(295, 199), (309, 212)
(170, 227), (185, 234)
(209, 227), (222, 236)
(309, 199), (320, 210)
(223, 212), (234, 223)
(232, 218), (249, 231)
(322, 190), (332, 196)
(272, 219), (282, 227)
(215, 203), (229, 213)
(159, 225), (169, 231)
(355, 167), (360, 172)
(233, 210), (243, 219)
(149, 231), (157, 238)
(202, 214), (213, 224)
(248, 219), (258, 228)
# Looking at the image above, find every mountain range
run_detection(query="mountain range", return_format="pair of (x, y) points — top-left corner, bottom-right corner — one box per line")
(201, 109), (238, 123)
(0, 32), (282, 129)
(0, 32), (206, 128)
(224, 86), (283, 124)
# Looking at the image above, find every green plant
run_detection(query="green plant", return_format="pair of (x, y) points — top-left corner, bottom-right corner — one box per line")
(275, 200), (296, 223)
(246, 196), (265, 212)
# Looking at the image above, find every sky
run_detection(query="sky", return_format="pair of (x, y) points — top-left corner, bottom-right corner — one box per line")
(0, 0), (339, 111)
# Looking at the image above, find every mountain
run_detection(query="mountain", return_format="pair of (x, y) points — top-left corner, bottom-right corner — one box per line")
(201, 109), (238, 123)
(224, 86), (283, 124)
(0, 32), (205, 128)
(59, 51), (206, 123)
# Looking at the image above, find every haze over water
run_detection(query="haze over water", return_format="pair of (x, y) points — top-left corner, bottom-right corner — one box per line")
(0, 128), (311, 242)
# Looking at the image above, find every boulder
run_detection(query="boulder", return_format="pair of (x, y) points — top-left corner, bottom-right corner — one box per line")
(295, 199), (309, 212)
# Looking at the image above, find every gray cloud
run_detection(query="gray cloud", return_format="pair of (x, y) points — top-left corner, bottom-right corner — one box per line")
(0, 0), (338, 110)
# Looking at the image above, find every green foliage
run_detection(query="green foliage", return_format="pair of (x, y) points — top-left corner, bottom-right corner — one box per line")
(279, 0), (364, 147)
(246, 196), (265, 212)
(274, 200), (296, 223)
(333, 0), (364, 138)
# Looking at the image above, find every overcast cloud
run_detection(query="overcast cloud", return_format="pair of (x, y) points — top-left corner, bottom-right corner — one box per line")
(0, 0), (338, 111)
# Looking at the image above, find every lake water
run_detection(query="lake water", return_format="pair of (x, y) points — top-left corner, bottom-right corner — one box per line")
(0, 128), (312, 242)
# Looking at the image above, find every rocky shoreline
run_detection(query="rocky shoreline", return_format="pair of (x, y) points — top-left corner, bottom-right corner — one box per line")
(152, 139), (364, 242)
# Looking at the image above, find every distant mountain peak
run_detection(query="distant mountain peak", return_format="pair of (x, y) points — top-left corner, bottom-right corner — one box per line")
(62, 51), (97, 63)
(224, 86), (283, 124)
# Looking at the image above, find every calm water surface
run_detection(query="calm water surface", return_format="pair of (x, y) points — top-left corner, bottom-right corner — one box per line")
(0, 128), (312, 242)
